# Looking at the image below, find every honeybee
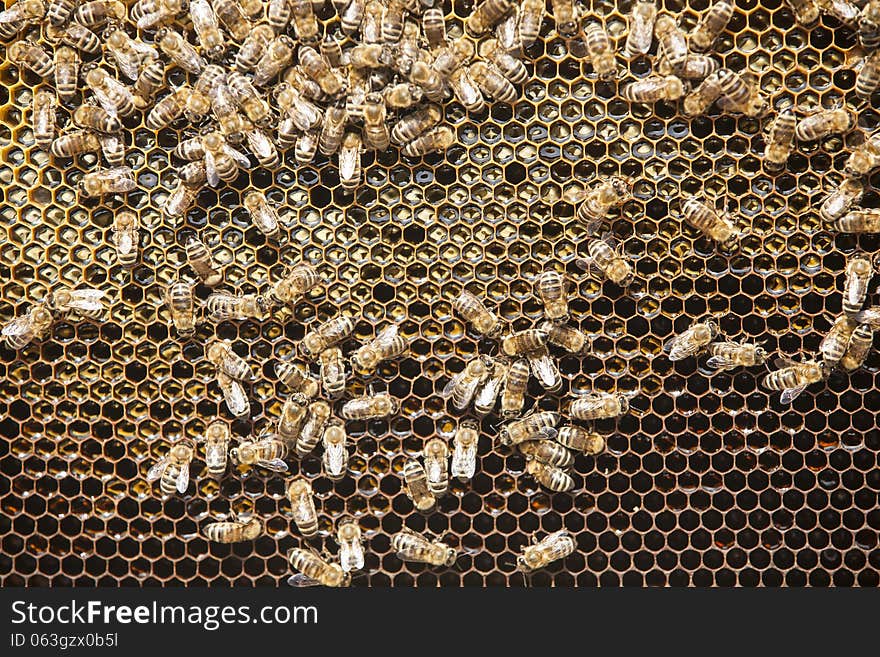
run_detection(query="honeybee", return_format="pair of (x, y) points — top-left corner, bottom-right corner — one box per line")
(264, 263), (322, 307)
(527, 459), (575, 492)
(111, 211), (139, 269)
(519, 439), (573, 468)
(204, 514), (262, 543)
(583, 21), (616, 79)
(322, 418), (349, 479)
(253, 35), (294, 86)
(389, 106), (441, 148)
(392, 527), (456, 565)
(860, 0), (880, 49)
(200, 420), (231, 477)
(74, 0), (124, 25)
(45, 288), (106, 323)
(663, 319), (720, 361)
(501, 328), (547, 357)
(681, 197), (743, 251)
(689, 0), (733, 52)
(0, 0), (44, 38)
(2, 302), (54, 350)
(99, 132), (125, 167)
(401, 126), (455, 157)
(621, 75), (686, 102)
(785, 0), (820, 24)
(205, 291), (266, 320)
(820, 178), (864, 223)
(290, 0), (319, 44)
(340, 0), (366, 36)
(341, 391), (399, 420)
(275, 82), (323, 132)
(146, 87), (189, 129)
(287, 477), (318, 538)
(295, 400), (331, 457)
(336, 518), (364, 573)
(300, 315), (354, 359)
(183, 236), (221, 287)
(443, 355), (493, 411)
(515, 0), (543, 46)
(53, 46), (78, 101)
(449, 67), (486, 113)
(856, 50), (880, 100)
(320, 33), (343, 67)
(563, 175), (633, 230)
(132, 0), (187, 28)
(715, 70), (768, 117)
(570, 391), (628, 421)
(203, 131), (250, 187)
(147, 441), (194, 496)
(517, 530), (576, 571)
(287, 548), (350, 587)
(231, 432), (288, 471)
(549, 0), (578, 39)
(213, 0), (252, 40)
(8, 40), (54, 79)
(453, 291), (503, 339)
(451, 419), (479, 481)
(763, 109), (796, 172)
(351, 324), (408, 375)
(71, 105), (120, 135)
(79, 166), (136, 198)
(845, 132), (880, 176)
(237, 24), (275, 72)
(190, 0), (226, 59)
(576, 235), (634, 286)
(31, 89), (55, 150)
(623, 0), (656, 57)
(795, 105), (857, 141)
(840, 323), (874, 372)
(831, 209), (880, 233)
(762, 356), (828, 404)
(299, 47), (346, 96)
(499, 411), (559, 446)
(479, 39), (528, 87)
(401, 457), (436, 511)
(469, 60), (517, 103)
(315, 104), (346, 156)
(360, 0), (383, 43)
(360, 93), (389, 151)
(501, 358), (529, 418)
(165, 181), (199, 219)
(540, 322), (588, 355)
(657, 53), (719, 79)
(682, 68), (724, 116)
(557, 425), (604, 454)
(103, 26), (158, 81)
(339, 132), (363, 191)
(156, 28), (205, 74)
(50, 130), (101, 158)
(226, 71), (272, 127)
(275, 359), (320, 398)
(206, 338), (253, 382)
(817, 0), (859, 24)
(85, 67), (137, 117)
(706, 340), (769, 371)
(423, 438), (449, 496)
(843, 253), (875, 316)
(217, 370), (250, 418)
(820, 316), (858, 368)
(409, 61), (446, 103)
(654, 14), (688, 74)
(380, 0), (410, 42)
(474, 359), (508, 415)
(277, 393), (308, 447)
(422, 6), (446, 46)
(497, 11), (522, 52)
(46, 22), (101, 54)
(268, 0), (291, 31)
(46, 0), (74, 25)
(127, 64), (162, 111)
(529, 346), (562, 392)
(243, 127), (280, 168)
(240, 190), (281, 238)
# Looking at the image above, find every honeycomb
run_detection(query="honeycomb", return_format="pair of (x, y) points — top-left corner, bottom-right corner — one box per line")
(1, 0), (880, 588)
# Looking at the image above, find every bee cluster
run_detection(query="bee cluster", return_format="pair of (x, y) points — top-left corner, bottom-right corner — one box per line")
(0, 0), (550, 211)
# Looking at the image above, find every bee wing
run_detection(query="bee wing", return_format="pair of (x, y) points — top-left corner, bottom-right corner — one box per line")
(2, 316), (36, 339)
(706, 355), (736, 370)
(562, 187), (587, 205)
(130, 40), (159, 60)
(0, 9), (23, 22)
(204, 150), (220, 187)
(845, 270), (866, 309)
(116, 230), (135, 256)
(773, 356), (799, 369)
(452, 377), (482, 410)
(287, 574), (322, 587)
(224, 145), (252, 168)
(137, 11), (164, 29)
(373, 323), (400, 348)
(146, 458), (168, 482)
(539, 427), (558, 441)
(441, 369), (467, 398)
(64, 289), (106, 313)
(257, 458), (289, 473)
(219, 374), (250, 417)
(176, 462), (190, 493)
(574, 256), (603, 277)
(528, 353), (558, 388)
(779, 385), (806, 404)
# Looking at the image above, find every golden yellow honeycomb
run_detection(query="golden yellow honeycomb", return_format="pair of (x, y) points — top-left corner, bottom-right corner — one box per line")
(1, 0), (879, 587)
